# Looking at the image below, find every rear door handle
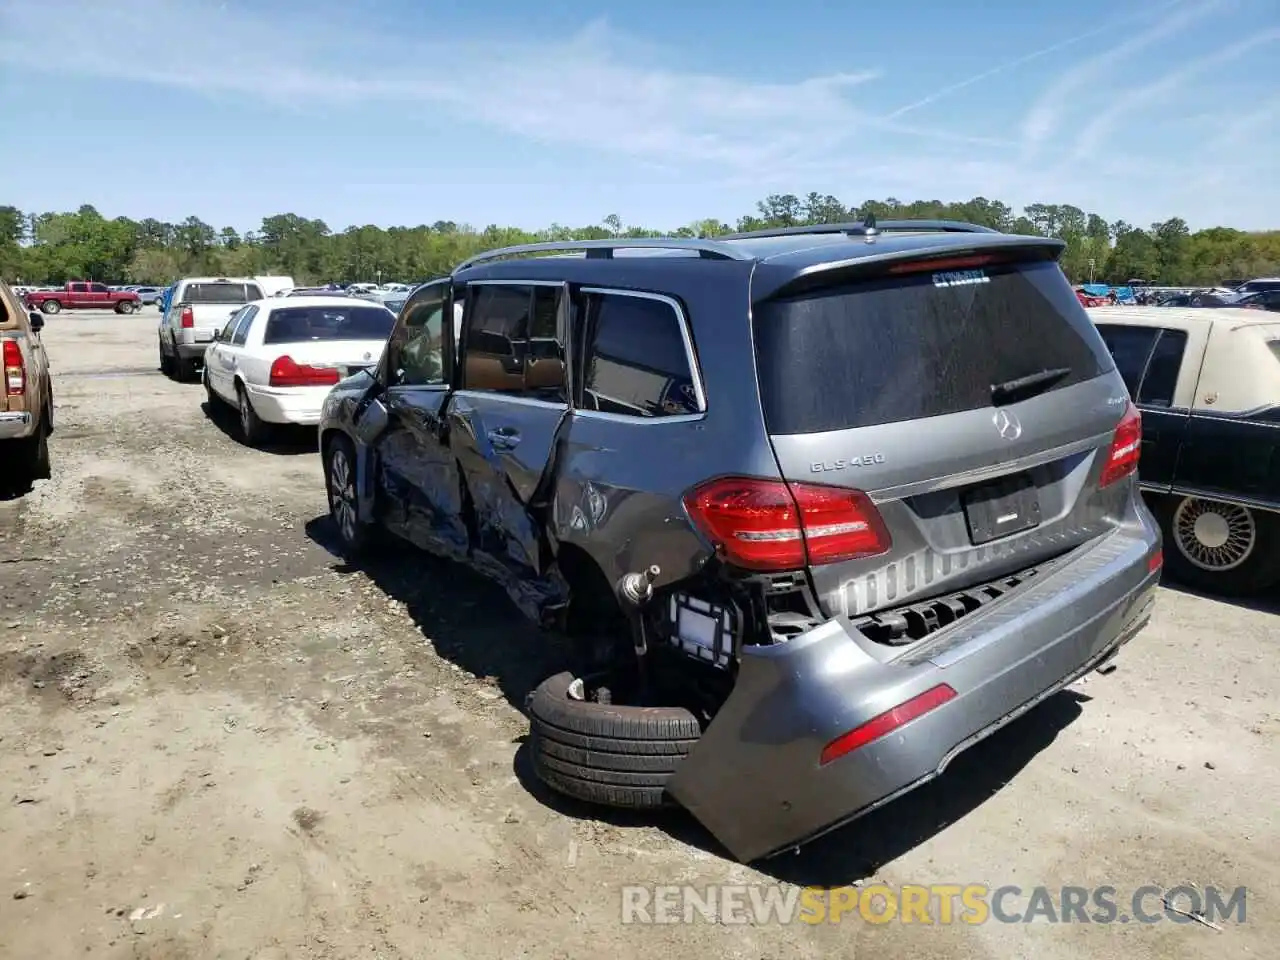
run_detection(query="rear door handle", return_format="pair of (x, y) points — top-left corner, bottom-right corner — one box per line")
(487, 427), (520, 450)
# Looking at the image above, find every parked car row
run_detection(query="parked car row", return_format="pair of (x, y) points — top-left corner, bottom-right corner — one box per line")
(157, 276), (399, 442)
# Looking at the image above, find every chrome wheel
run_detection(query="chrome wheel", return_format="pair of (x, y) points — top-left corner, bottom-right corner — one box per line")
(1172, 497), (1256, 572)
(328, 446), (358, 544)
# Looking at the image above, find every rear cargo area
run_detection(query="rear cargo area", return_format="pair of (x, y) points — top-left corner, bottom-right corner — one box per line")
(751, 254), (1131, 631)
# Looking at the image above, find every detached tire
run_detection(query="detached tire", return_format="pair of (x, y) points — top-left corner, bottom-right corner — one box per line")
(526, 671), (701, 810)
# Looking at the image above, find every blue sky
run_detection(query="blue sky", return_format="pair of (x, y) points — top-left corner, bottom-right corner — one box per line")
(3, 0), (1278, 233)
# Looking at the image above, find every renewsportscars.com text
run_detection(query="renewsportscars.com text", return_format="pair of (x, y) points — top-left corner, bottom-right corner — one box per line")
(620, 884), (1247, 926)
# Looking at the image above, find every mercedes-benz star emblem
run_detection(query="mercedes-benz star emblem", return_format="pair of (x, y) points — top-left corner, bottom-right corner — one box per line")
(993, 409), (1022, 440)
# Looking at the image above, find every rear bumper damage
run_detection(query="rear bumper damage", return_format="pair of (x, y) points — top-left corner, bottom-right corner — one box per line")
(665, 504), (1162, 864)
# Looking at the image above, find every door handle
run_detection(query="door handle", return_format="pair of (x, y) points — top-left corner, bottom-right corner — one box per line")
(487, 427), (520, 450)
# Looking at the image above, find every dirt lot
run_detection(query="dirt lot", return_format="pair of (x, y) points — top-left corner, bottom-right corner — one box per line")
(1, 310), (1277, 960)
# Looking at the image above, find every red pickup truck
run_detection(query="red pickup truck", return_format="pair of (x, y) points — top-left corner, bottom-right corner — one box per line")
(24, 282), (141, 315)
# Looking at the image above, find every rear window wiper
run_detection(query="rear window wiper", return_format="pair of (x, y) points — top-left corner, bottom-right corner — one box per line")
(990, 367), (1072, 406)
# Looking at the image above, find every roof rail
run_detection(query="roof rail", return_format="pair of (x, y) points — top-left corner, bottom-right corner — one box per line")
(455, 237), (753, 271)
(718, 219), (1001, 241)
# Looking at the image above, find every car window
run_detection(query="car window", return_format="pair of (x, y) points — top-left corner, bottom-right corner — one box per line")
(1136, 329), (1187, 407)
(1095, 324), (1160, 398)
(753, 260), (1112, 434)
(462, 284), (531, 395)
(89, 283), (109, 293)
(262, 305), (395, 345)
(579, 291), (701, 418)
(183, 282), (264, 304)
(220, 308), (245, 342)
(69, 283), (87, 293)
(390, 281), (450, 386)
(231, 306), (258, 346)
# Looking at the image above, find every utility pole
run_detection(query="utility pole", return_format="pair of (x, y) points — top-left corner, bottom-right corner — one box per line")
(1088, 258), (1096, 284)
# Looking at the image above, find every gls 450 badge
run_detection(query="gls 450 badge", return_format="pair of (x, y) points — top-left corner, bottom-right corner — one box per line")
(810, 454), (886, 473)
(933, 269), (989, 288)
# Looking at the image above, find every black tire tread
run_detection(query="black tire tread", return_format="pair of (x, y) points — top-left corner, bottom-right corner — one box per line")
(532, 734), (686, 772)
(534, 765), (670, 809)
(527, 672), (702, 741)
(525, 672), (701, 811)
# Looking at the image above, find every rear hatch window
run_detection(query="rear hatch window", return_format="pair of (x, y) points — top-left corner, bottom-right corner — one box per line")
(185, 282), (263, 304)
(263, 305), (396, 345)
(752, 259), (1114, 434)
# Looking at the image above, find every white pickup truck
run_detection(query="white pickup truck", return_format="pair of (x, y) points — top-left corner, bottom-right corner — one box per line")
(159, 277), (265, 381)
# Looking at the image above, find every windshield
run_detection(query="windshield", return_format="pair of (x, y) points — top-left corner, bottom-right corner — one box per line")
(263, 305), (396, 345)
(184, 282), (263, 304)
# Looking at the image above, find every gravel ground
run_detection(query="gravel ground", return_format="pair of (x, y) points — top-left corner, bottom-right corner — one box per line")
(1, 310), (1277, 960)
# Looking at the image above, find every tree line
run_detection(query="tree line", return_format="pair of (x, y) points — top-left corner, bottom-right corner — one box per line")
(2, 195), (1277, 288)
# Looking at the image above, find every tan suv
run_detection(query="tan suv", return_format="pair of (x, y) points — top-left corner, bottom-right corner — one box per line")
(1, 282), (53, 491)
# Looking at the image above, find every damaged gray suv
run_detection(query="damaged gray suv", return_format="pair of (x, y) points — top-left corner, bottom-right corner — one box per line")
(318, 218), (1163, 863)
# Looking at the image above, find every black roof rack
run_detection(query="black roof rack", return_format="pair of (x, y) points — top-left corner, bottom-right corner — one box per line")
(455, 237), (752, 271)
(718, 219), (1001, 241)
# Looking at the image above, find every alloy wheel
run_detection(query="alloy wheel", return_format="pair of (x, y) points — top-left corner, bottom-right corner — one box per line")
(328, 447), (358, 544)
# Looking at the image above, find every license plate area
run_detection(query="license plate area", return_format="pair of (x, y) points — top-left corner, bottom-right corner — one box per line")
(962, 473), (1042, 545)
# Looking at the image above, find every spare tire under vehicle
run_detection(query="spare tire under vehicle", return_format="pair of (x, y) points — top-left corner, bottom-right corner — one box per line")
(526, 671), (702, 809)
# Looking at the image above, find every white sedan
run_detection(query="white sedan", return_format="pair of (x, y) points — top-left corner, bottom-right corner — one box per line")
(202, 295), (395, 445)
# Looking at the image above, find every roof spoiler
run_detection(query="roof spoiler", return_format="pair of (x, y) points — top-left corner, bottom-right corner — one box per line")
(759, 236), (1067, 301)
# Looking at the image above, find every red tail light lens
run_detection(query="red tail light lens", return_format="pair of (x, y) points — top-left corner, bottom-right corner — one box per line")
(180, 306), (194, 329)
(269, 355), (341, 388)
(3, 339), (25, 396)
(820, 684), (957, 766)
(1099, 402), (1142, 487)
(682, 477), (891, 571)
(887, 254), (999, 275)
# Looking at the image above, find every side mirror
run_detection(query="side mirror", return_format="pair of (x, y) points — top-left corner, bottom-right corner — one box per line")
(28, 312), (44, 331)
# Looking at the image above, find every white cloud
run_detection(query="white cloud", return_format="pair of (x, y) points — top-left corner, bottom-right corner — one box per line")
(1019, 0), (1231, 151)
(3, 0), (1276, 228)
(1069, 29), (1280, 160)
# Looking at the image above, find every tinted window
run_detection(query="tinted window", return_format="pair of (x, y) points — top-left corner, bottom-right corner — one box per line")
(390, 281), (449, 386)
(89, 283), (109, 293)
(69, 283), (87, 293)
(1136, 329), (1187, 407)
(463, 285), (531, 395)
(1095, 324), (1160, 398)
(526, 286), (568, 403)
(262, 305), (395, 345)
(231, 306), (258, 345)
(753, 260), (1114, 433)
(184, 282), (264, 304)
(1239, 280), (1280, 295)
(580, 292), (700, 417)
(220, 307), (245, 342)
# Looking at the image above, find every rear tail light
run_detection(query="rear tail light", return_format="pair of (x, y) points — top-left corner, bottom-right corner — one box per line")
(180, 306), (194, 329)
(3, 340), (25, 396)
(269, 355), (341, 388)
(682, 477), (891, 571)
(1099, 402), (1142, 487)
(820, 683), (957, 765)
